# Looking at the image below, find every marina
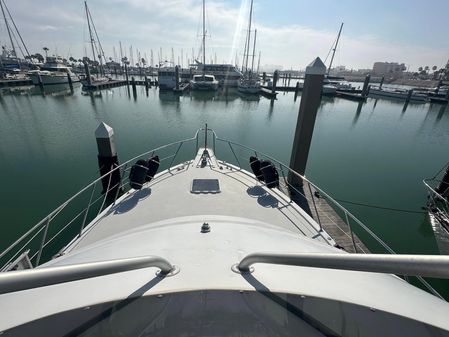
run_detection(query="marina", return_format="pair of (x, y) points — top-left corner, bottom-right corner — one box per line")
(1, 0), (449, 334)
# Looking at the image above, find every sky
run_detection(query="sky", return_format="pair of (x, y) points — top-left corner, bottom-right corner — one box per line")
(1, 0), (448, 71)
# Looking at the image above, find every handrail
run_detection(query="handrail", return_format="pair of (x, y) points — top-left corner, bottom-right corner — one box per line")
(0, 134), (199, 262)
(0, 256), (174, 294)
(1, 127), (444, 299)
(237, 252), (449, 279)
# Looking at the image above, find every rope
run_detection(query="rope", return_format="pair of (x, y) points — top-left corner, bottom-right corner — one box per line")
(335, 198), (426, 214)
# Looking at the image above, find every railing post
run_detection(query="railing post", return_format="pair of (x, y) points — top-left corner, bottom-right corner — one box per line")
(79, 182), (97, 237)
(228, 142), (242, 168)
(307, 182), (322, 231)
(113, 163), (127, 205)
(35, 217), (51, 266)
(97, 163), (114, 216)
(344, 211), (358, 253)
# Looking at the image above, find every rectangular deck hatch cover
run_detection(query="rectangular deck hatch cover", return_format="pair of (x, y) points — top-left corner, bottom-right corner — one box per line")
(191, 179), (220, 194)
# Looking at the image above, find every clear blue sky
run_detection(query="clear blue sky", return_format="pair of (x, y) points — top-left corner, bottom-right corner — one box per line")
(1, 0), (448, 71)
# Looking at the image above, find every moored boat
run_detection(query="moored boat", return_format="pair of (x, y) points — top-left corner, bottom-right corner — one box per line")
(1, 125), (449, 335)
(28, 56), (79, 85)
(369, 86), (428, 102)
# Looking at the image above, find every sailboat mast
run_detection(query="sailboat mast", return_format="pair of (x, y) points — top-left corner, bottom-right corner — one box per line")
(85, 1), (97, 63)
(327, 22), (343, 76)
(0, 0), (16, 58)
(256, 51), (261, 74)
(3, 0), (31, 58)
(250, 29), (257, 74)
(244, 0), (253, 73)
(202, 0), (206, 74)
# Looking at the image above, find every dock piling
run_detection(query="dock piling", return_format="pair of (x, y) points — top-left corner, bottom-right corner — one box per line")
(131, 76), (137, 98)
(175, 66), (179, 91)
(67, 73), (73, 92)
(83, 61), (92, 86)
(95, 122), (122, 201)
(288, 57), (326, 187)
(361, 74), (370, 98)
(272, 70), (279, 94)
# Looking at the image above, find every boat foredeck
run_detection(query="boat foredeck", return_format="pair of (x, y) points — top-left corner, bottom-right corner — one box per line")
(70, 149), (336, 251)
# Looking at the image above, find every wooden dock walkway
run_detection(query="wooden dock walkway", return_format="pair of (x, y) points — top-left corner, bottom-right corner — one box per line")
(279, 180), (369, 253)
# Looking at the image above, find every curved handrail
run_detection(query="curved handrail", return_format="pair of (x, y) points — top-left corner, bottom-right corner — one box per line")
(237, 252), (449, 279)
(1, 127), (443, 298)
(0, 256), (174, 294)
(0, 134), (199, 262)
(214, 136), (394, 254)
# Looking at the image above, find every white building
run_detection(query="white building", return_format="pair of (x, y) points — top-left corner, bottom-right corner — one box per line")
(373, 62), (406, 75)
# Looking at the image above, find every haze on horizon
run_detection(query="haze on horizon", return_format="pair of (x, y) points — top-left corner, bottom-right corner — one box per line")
(1, 0), (448, 72)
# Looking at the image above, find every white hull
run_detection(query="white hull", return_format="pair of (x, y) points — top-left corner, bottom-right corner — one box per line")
(190, 80), (219, 91)
(238, 85), (260, 94)
(369, 88), (427, 102)
(29, 72), (79, 85)
(429, 211), (449, 255)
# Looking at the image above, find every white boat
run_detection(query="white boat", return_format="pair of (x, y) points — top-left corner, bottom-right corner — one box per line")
(190, 74), (219, 90)
(190, 0), (219, 91)
(238, 0), (261, 94)
(157, 62), (178, 90)
(238, 77), (261, 94)
(192, 63), (243, 87)
(28, 56), (79, 85)
(368, 86), (428, 102)
(1, 125), (449, 335)
(424, 165), (449, 255)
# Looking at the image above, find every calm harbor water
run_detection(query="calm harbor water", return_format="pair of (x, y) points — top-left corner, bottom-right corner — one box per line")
(1, 82), (448, 294)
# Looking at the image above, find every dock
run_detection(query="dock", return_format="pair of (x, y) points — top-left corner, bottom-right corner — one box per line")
(82, 79), (157, 91)
(173, 82), (190, 93)
(279, 180), (369, 253)
(260, 87), (278, 98)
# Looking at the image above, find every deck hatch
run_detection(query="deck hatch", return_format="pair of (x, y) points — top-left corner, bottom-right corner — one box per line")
(191, 179), (220, 194)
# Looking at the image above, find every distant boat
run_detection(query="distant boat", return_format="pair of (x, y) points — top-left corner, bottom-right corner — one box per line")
(190, 0), (218, 91)
(190, 74), (219, 91)
(157, 61), (178, 90)
(238, 0), (261, 94)
(0, 0), (33, 72)
(369, 86), (427, 102)
(28, 56), (79, 85)
(191, 63), (242, 87)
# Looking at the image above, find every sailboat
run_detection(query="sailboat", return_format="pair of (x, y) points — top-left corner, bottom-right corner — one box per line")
(190, 0), (219, 91)
(0, 0), (33, 72)
(80, 1), (110, 86)
(238, 0), (261, 94)
(322, 22), (354, 92)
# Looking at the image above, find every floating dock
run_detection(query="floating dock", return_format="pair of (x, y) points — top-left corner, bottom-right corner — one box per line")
(279, 180), (369, 253)
(260, 87), (278, 98)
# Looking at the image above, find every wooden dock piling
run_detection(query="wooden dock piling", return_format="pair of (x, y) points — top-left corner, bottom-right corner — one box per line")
(289, 57), (325, 186)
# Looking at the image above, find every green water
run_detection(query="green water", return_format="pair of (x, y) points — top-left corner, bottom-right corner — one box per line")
(0, 83), (448, 294)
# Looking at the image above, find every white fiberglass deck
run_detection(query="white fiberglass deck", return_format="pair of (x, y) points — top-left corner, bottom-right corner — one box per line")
(69, 149), (335, 251)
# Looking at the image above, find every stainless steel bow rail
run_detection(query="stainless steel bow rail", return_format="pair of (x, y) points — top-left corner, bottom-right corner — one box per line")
(0, 127), (444, 298)
(236, 252), (449, 279)
(0, 256), (175, 294)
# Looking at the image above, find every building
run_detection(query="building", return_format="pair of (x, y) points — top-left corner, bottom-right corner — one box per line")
(372, 62), (406, 75)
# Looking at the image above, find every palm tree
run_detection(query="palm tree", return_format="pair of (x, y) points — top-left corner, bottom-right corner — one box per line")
(42, 47), (49, 59)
